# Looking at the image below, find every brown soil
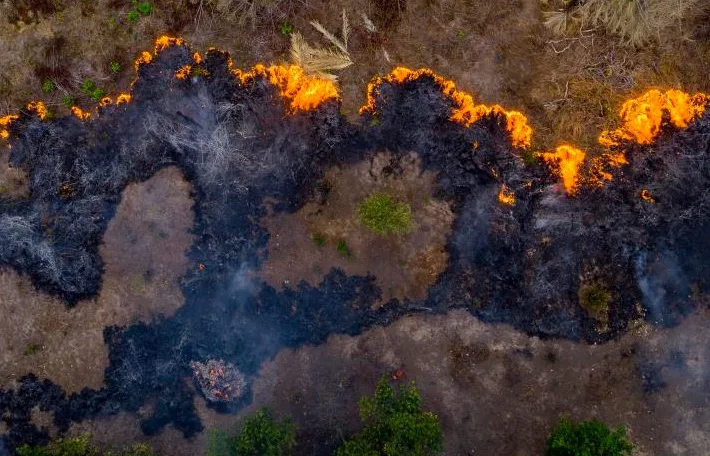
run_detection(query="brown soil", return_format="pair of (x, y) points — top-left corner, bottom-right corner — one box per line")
(0, 166), (194, 392)
(40, 307), (710, 455)
(260, 152), (453, 303)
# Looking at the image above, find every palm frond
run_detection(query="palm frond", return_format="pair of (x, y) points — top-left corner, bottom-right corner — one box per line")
(342, 9), (351, 49)
(310, 20), (349, 55)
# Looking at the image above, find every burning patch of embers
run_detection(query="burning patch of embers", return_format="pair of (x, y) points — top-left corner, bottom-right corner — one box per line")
(190, 359), (247, 403)
(360, 67), (533, 149)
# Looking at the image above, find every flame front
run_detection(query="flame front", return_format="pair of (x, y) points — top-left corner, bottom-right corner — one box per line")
(71, 106), (91, 120)
(361, 67), (533, 149)
(497, 185), (516, 205)
(0, 114), (18, 140)
(235, 64), (339, 112)
(540, 145), (586, 194)
(26, 101), (49, 120)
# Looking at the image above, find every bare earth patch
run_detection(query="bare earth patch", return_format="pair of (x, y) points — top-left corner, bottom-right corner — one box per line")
(0, 166), (194, 392)
(260, 152), (454, 303)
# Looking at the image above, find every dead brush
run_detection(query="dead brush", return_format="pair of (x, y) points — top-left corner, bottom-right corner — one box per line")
(290, 9), (353, 81)
(544, 0), (704, 47)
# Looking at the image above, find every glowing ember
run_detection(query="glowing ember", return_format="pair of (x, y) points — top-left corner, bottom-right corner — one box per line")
(193, 52), (203, 64)
(640, 188), (655, 203)
(599, 89), (707, 147)
(190, 359), (246, 403)
(175, 65), (192, 80)
(497, 185), (516, 205)
(71, 106), (91, 120)
(0, 114), (18, 140)
(540, 145), (586, 195)
(588, 152), (629, 187)
(116, 93), (132, 105)
(236, 64), (339, 112)
(361, 67), (533, 148)
(99, 97), (113, 108)
(26, 101), (49, 120)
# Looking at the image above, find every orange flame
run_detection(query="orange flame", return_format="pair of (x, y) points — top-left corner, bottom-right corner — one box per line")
(193, 52), (203, 64)
(134, 51), (153, 71)
(0, 114), (18, 140)
(154, 35), (185, 53)
(99, 97), (113, 108)
(71, 106), (91, 120)
(540, 145), (586, 194)
(587, 152), (629, 187)
(116, 93), (132, 105)
(26, 101), (49, 120)
(361, 67), (532, 148)
(497, 185), (516, 205)
(640, 188), (655, 203)
(175, 65), (192, 80)
(235, 64), (339, 112)
(599, 89), (707, 147)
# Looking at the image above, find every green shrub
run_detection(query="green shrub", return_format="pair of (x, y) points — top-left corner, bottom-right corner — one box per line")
(62, 95), (75, 108)
(310, 233), (326, 247)
(16, 435), (156, 456)
(335, 376), (443, 456)
(42, 80), (55, 94)
(579, 283), (611, 313)
(127, 10), (139, 22)
(110, 62), (121, 73)
(279, 23), (294, 36)
(136, 2), (152, 15)
(336, 240), (352, 259)
(547, 417), (633, 456)
(208, 408), (296, 456)
(358, 193), (413, 236)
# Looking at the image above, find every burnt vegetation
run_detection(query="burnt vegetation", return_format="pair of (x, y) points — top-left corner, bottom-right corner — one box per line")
(0, 41), (709, 452)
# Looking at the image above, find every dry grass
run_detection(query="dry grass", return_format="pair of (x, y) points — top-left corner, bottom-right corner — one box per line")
(546, 0), (705, 47)
(291, 10), (353, 80)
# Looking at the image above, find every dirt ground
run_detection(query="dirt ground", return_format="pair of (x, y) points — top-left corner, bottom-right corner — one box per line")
(47, 306), (710, 455)
(0, 166), (194, 392)
(260, 152), (453, 303)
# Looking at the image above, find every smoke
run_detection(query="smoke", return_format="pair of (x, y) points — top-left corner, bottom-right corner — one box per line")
(1, 39), (710, 451)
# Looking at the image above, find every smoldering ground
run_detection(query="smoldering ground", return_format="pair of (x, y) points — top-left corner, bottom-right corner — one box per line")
(0, 41), (709, 452)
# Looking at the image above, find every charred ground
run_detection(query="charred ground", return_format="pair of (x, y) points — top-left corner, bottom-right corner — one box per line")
(0, 41), (709, 453)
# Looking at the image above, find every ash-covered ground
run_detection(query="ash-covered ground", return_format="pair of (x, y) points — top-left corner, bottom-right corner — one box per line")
(1, 42), (709, 453)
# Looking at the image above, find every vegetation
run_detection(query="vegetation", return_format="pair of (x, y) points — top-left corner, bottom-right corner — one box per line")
(547, 417), (633, 456)
(80, 80), (105, 102)
(335, 376), (443, 456)
(23, 343), (42, 356)
(545, 0), (702, 47)
(42, 80), (55, 94)
(290, 9), (353, 81)
(310, 232), (326, 247)
(62, 95), (75, 108)
(579, 283), (612, 313)
(110, 62), (121, 73)
(279, 23), (294, 36)
(358, 193), (413, 236)
(336, 240), (352, 258)
(17, 435), (156, 456)
(207, 408), (296, 456)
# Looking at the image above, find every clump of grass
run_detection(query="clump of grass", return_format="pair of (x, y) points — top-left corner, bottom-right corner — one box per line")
(62, 95), (75, 108)
(310, 232), (326, 247)
(127, 10), (139, 22)
(336, 240), (352, 259)
(358, 193), (413, 236)
(280, 22), (294, 36)
(23, 343), (42, 356)
(579, 282), (612, 315)
(110, 61), (120, 73)
(545, 0), (702, 47)
(42, 80), (55, 94)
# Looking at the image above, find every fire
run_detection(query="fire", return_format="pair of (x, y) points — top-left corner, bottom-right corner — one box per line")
(640, 189), (655, 203)
(540, 145), (586, 194)
(71, 106), (91, 120)
(235, 64), (339, 112)
(360, 67), (533, 148)
(26, 101), (49, 120)
(116, 93), (132, 105)
(193, 52), (203, 64)
(99, 97), (113, 107)
(134, 51), (153, 71)
(588, 152), (629, 187)
(497, 185), (516, 205)
(599, 89), (707, 147)
(175, 65), (192, 80)
(0, 114), (18, 140)
(154, 35), (185, 53)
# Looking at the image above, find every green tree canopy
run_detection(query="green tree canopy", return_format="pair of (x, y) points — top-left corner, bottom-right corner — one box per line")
(208, 408), (296, 456)
(546, 417), (633, 456)
(335, 377), (443, 456)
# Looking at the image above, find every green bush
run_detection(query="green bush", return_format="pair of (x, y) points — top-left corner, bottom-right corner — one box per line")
(110, 62), (121, 73)
(208, 408), (296, 456)
(358, 193), (413, 236)
(335, 377), (443, 456)
(62, 96), (75, 108)
(42, 80), (55, 94)
(16, 435), (155, 456)
(127, 10), (139, 22)
(547, 417), (633, 456)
